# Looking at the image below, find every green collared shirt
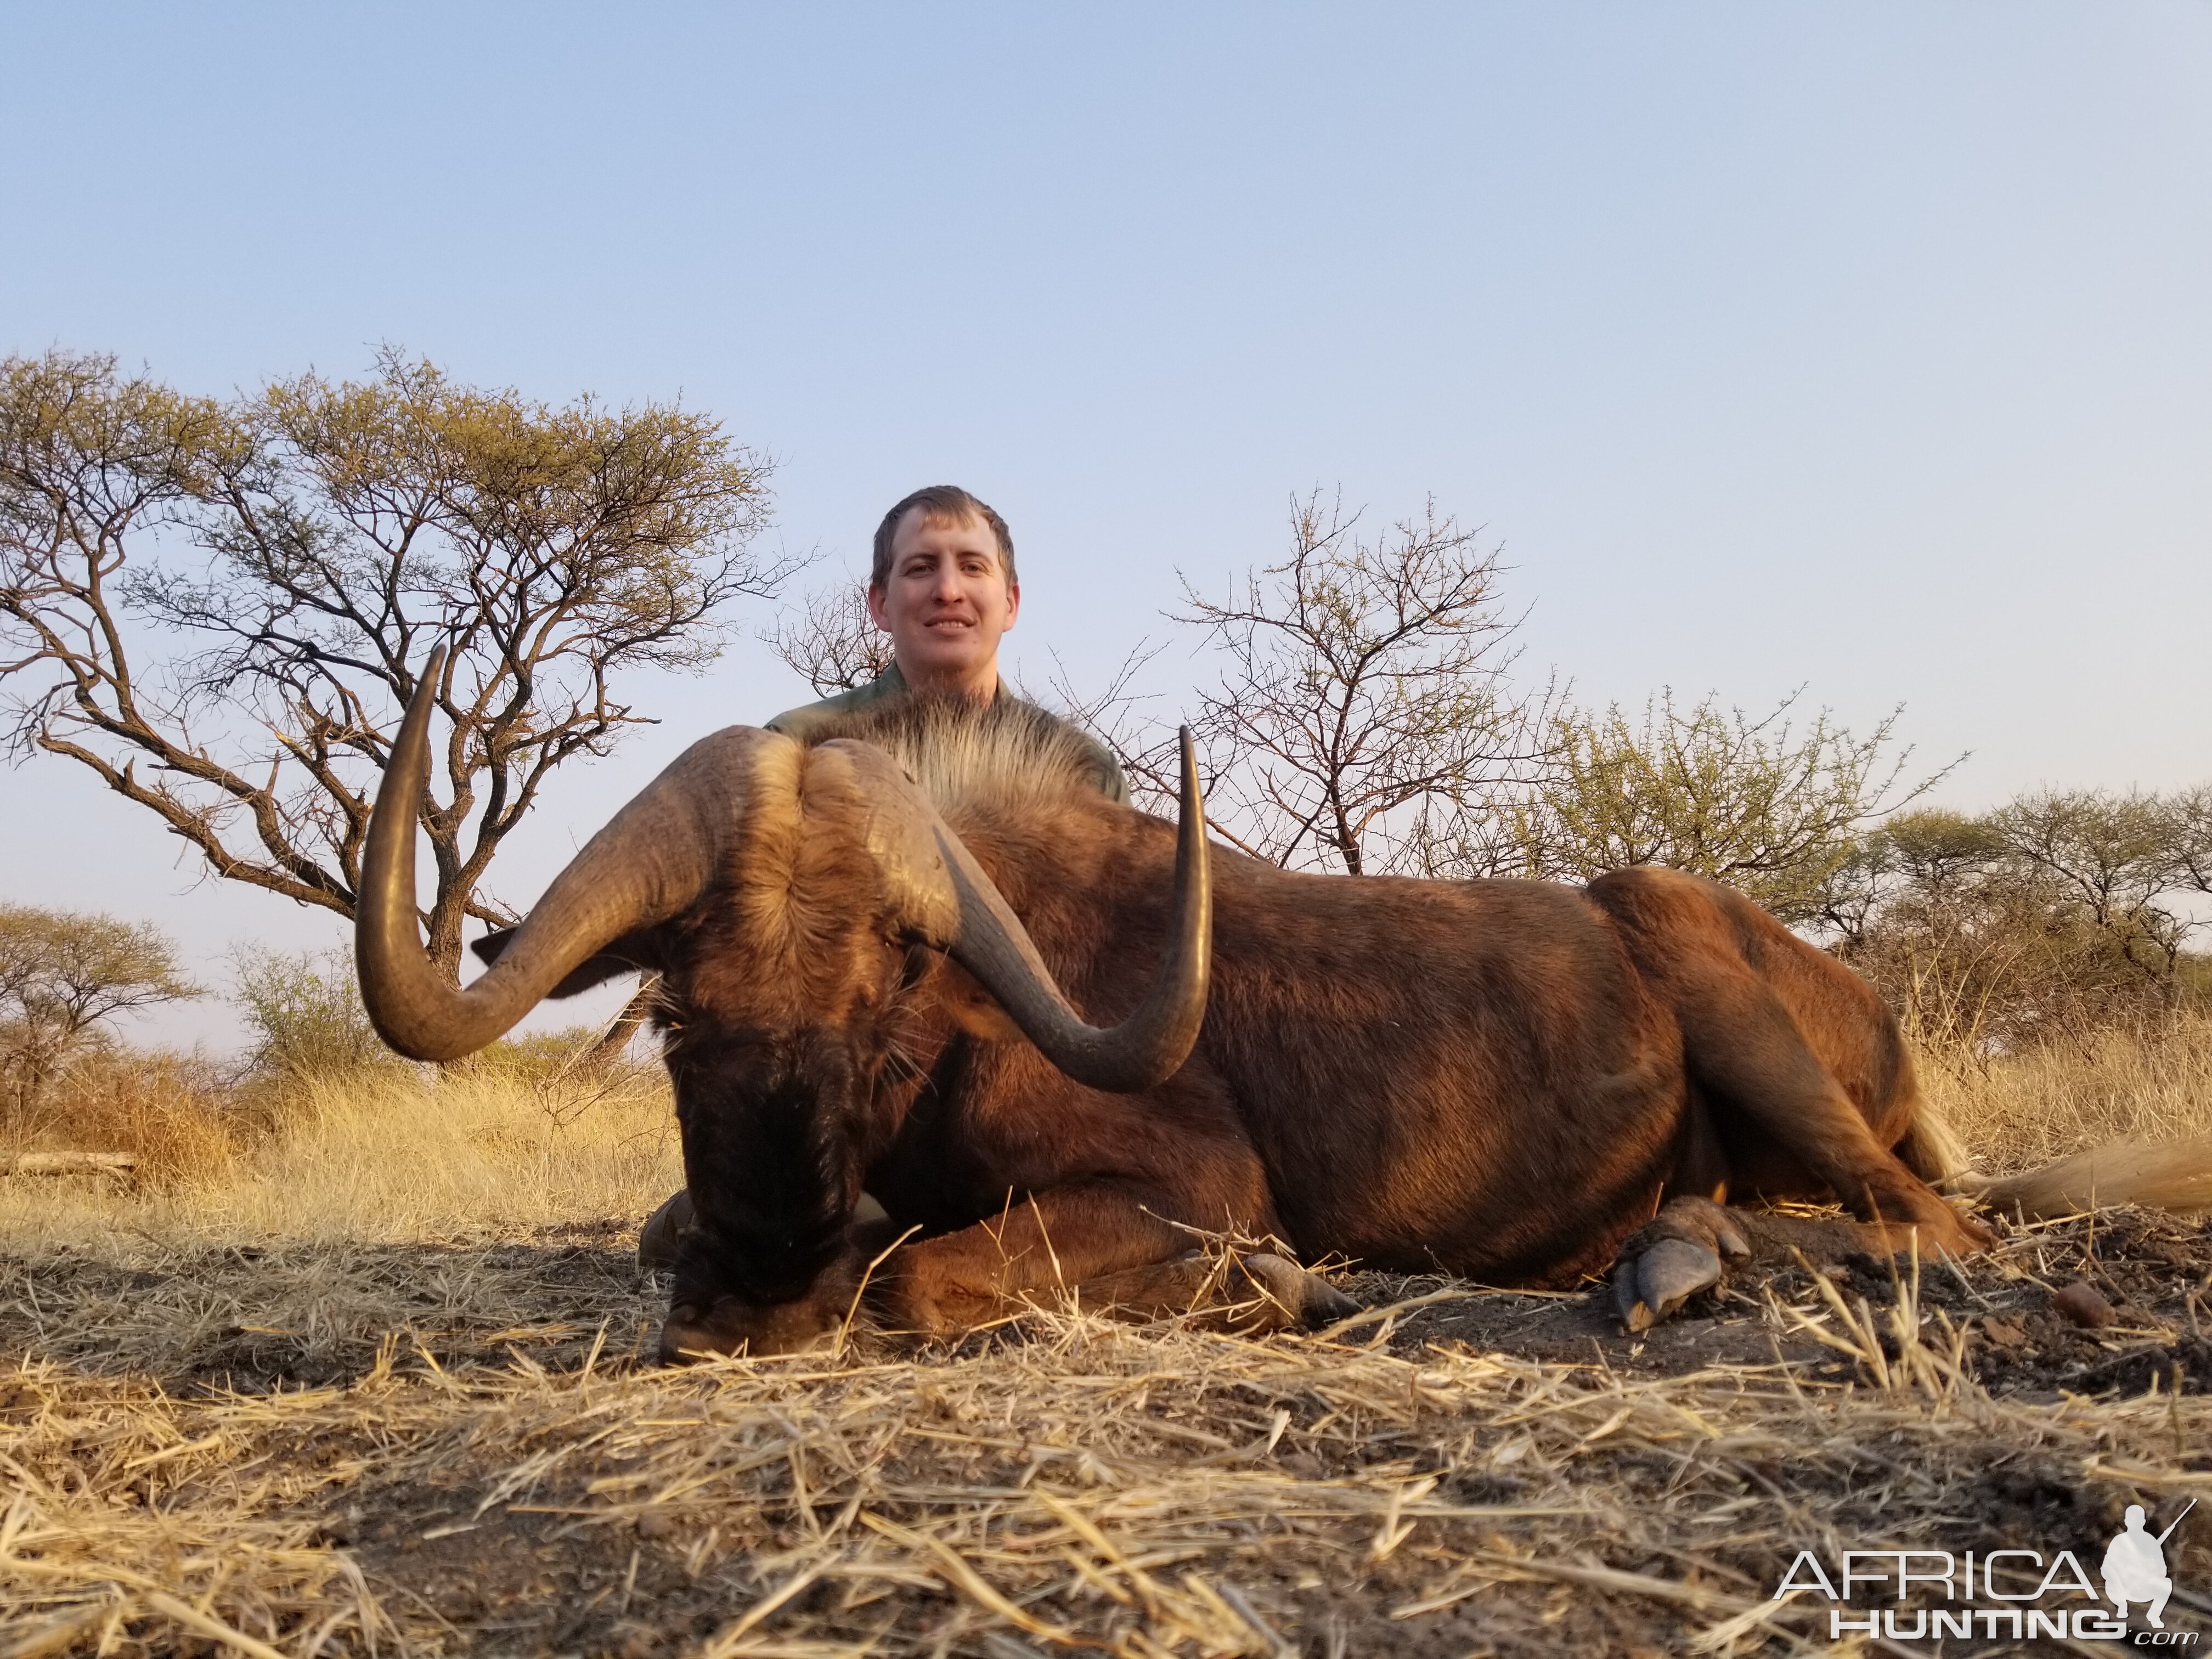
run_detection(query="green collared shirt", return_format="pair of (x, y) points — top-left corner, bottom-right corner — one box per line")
(765, 662), (1131, 806)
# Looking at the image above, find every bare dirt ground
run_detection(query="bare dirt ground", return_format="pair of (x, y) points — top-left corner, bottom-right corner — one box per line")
(4, 1201), (2211, 1658)
(1380, 1205), (2212, 1400)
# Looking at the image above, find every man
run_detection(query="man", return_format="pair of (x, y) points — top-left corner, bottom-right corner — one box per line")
(765, 484), (1128, 802)
(639, 484), (1125, 1270)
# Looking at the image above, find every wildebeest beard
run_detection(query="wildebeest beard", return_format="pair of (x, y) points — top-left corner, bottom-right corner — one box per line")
(663, 1025), (868, 1316)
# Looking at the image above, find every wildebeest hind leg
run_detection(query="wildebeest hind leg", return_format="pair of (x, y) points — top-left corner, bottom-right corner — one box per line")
(1052, 1251), (1359, 1333)
(1673, 975), (1987, 1257)
(1612, 1195), (1963, 1332)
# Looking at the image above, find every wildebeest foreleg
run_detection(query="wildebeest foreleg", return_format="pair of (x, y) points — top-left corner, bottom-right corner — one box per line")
(1611, 1194), (1971, 1332)
(877, 1180), (1355, 1338)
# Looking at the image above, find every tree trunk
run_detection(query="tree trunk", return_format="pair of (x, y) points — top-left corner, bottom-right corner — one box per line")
(584, 978), (662, 1070)
(426, 890), (469, 985)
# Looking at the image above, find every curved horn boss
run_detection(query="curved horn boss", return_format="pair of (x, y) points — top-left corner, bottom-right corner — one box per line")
(356, 651), (1213, 1087)
(824, 726), (1211, 1093)
(356, 645), (761, 1062)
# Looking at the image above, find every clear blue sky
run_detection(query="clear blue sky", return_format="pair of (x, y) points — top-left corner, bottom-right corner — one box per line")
(4, 5), (2209, 1048)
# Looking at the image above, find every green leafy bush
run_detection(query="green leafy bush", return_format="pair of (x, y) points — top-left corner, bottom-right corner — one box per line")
(230, 946), (397, 1082)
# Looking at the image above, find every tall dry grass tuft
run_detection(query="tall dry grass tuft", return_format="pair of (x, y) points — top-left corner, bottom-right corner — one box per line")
(218, 1061), (684, 1240)
(1917, 1011), (2212, 1175)
(0, 1054), (682, 1253)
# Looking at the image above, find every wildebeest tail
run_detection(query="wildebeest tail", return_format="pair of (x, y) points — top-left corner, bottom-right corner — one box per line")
(1941, 1133), (2212, 1221)
(1894, 1092), (1971, 1187)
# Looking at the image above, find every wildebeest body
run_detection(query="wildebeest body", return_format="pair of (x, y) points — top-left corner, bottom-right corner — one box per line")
(368, 681), (2011, 1357)
(855, 798), (1936, 1317)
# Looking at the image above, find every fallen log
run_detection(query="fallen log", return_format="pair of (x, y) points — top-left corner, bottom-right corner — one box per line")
(1, 1151), (139, 1177)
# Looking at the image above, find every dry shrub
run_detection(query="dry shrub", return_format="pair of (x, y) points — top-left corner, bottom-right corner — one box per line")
(1919, 1011), (2212, 1175)
(9, 1048), (240, 1183)
(452, 1024), (622, 1084)
(229, 945), (402, 1089)
(0, 1057), (682, 1251)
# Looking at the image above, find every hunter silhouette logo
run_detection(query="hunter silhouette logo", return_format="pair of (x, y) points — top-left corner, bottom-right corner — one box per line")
(2105, 1500), (2191, 1630)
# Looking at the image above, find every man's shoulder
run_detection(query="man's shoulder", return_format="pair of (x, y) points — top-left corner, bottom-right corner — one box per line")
(763, 667), (1129, 806)
(764, 669), (904, 740)
(1082, 741), (1133, 807)
(1005, 690), (1130, 806)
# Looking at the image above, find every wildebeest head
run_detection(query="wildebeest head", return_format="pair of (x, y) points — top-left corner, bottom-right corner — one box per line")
(354, 648), (1210, 1358)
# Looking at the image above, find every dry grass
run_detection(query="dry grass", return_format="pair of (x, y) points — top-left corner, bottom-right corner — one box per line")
(3, 1031), (2211, 1655)
(2, 1218), (2208, 1657)
(1923, 1012), (2212, 1175)
(0, 1059), (682, 1253)
(2, 1049), (244, 1186)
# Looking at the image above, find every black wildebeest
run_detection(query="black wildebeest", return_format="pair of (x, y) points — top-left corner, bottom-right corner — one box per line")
(357, 651), (2142, 1361)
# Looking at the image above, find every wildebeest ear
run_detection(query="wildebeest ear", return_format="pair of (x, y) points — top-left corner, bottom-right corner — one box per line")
(470, 927), (518, 968)
(932, 957), (1026, 1045)
(471, 925), (663, 1000)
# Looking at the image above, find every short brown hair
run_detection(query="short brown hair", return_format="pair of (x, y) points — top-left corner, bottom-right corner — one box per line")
(871, 486), (1016, 590)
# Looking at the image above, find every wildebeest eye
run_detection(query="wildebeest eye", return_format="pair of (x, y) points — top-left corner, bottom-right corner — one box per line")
(891, 942), (932, 994)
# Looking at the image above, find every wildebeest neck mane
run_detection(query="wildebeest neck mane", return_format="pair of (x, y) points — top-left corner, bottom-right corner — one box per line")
(794, 691), (1109, 821)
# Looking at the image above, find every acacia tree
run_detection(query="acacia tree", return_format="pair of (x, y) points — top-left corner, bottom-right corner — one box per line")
(1820, 810), (2068, 1054)
(1820, 788), (2212, 1055)
(1499, 690), (1948, 923)
(0, 903), (196, 1119)
(1990, 789), (2195, 998)
(2170, 783), (2212, 896)
(765, 580), (894, 696)
(1129, 493), (1558, 874)
(1, 348), (790, 979)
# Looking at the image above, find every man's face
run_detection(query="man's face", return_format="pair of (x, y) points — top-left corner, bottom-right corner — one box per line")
(867, 509), (1019, 693)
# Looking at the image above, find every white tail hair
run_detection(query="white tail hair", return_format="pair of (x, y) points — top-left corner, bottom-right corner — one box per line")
(1943, 1132), (2212, 1221)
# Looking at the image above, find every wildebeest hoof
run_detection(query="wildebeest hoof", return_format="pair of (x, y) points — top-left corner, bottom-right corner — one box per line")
(1293, 1271), (1363, 1328)
(1612, 1239), (1725, 1333)
(1240, 1252), (1362, 1329)
(639, 1190), (697, 1271)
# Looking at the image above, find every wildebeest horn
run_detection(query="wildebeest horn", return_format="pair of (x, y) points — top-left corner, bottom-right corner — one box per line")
(363, 656), (1209, 1083)
(356, 646), (760, 1062)
(919, 728), (1212, 1093)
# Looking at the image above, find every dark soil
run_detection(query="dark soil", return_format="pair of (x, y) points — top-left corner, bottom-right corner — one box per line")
(1355, 1205), (2212, 1401)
